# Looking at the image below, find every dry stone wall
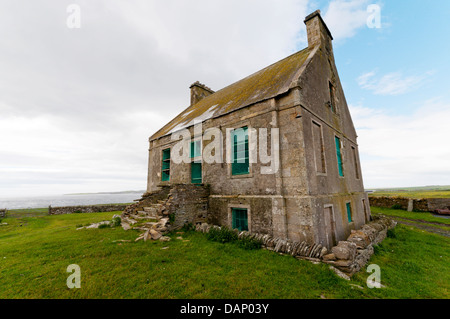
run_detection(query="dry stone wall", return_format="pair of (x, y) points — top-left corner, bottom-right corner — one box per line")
(48, 204), (128, 215)
(369, 196), (449, 212)
(0, 209), (6, 218)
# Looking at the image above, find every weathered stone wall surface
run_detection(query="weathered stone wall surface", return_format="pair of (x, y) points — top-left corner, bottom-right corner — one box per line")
(122, 184), (210, 230)
(368, 196), (450, 212)
(49, 204), (128, 215)
(168, 184), (210, 228)
(427, 198), (450, 211)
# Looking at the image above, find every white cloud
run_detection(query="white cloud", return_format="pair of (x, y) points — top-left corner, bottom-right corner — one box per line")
(322, 0), (370, 40)
(357, 70), (429, 95)
(350, 99), (450, 188)
(0, 0), (311, 197)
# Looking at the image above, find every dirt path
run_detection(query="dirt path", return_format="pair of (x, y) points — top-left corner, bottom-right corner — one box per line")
(393, 218), (450, 237)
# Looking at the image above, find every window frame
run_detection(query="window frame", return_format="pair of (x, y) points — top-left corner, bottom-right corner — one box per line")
(161, 148), (171, 182)
(311, 120), (327, 175)
(329, 81), (337, 113)
(228, 204), (251, 232)
(351, 145), (360, 180)
(334, 135), (344, 178)
(231, 126), (250, 177)
(346, 201), (353, 223)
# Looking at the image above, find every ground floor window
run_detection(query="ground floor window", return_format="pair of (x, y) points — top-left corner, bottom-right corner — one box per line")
(191, 162), (202, 184)
(346, 202), (352, 223)
(231, 208), (248, 231)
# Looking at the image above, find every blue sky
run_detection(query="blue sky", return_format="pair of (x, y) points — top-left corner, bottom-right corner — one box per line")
(0, 0), (449, 197)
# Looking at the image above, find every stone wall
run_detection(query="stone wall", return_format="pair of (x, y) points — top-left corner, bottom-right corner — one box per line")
(168, 184), (210, 228)
(369, 196), (450, 212)
(48, 204), (128, 215)
(322, 216), (397, 276)
(368, 196), (410, 210)
(427, 198), (450, 211)
(0, 209), (6, 218)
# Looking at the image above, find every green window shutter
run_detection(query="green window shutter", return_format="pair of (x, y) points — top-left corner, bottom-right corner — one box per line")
(335, 136), (344, 177)
(161, 148), (170, 181)
(346, 202), (352, 223)
(232, 208), (248, 231)
(190, 140), (201, 158)
(232, 127), (249, 175)
(191, 162), (202, 184)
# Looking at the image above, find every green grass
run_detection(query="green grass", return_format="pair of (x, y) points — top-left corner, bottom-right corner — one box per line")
(370, 207), (450, 226)
(0, 210), (448, 299)
(368, 189), (450, 199)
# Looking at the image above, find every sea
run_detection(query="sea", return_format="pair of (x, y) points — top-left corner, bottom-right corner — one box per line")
(0, 192), (144, 210)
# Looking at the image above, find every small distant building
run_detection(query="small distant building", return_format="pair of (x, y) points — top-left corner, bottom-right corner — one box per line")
(145, 10), (370, 248)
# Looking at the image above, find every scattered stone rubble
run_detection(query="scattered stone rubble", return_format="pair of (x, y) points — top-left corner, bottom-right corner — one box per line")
(121, 193), (173, 242)
(195, 215), (396, 277)
(76, 214), (122, 230)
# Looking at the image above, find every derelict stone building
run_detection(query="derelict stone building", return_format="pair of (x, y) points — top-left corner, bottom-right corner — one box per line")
(144, 10), (370, 249)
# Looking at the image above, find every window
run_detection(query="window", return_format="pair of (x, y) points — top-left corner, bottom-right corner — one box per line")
(312, 121), (326, 174)
(190, 140), (202, 184)
(190, 140), (201, 158)
(329, 82), (336, 113)
(351, 146), (360, 179)
(161, 148), (171, 181)
(232, 127), (249, 175)
(346, 202), (352, 223)
(191, 163), (202, 184)
(335, 136), (344, 177)
(232, 208), (248, 231)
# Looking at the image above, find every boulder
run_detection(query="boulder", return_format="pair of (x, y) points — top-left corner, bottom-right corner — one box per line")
(331, 241), (357, 260)
(150, 229), (162, 240)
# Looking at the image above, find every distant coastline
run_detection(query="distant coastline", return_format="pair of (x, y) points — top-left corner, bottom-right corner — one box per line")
(65, 190), (145, 196)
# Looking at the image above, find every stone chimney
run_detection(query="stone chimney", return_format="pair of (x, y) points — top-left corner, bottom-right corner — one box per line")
(304, 10), (333, 53)
(190, 81), (215, 106)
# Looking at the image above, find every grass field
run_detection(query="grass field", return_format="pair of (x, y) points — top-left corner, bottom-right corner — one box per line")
(0, 209), (448, 299)
(368, 185), (450, 199)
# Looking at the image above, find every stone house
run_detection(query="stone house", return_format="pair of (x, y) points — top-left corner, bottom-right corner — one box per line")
(145, 10), (370, 249)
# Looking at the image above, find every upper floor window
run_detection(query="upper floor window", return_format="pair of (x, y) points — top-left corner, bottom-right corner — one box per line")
(190, 140), (202, 184)
(329, 82), (336, 113)
(312, 121), (326, 174)
(335, 136), (344, 177)
(161, 148), (171, 181)
(232, 127), (249, 176)
(351, 146), (360, 180)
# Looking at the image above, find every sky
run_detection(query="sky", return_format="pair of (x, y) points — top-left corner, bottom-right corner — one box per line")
(0, 0), (449, 197)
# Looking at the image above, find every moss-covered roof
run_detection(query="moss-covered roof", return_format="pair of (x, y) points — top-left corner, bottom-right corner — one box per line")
(150, 47), (312, 140)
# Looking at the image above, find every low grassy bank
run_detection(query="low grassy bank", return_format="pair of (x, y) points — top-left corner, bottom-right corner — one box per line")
(0, 209), (448, 299)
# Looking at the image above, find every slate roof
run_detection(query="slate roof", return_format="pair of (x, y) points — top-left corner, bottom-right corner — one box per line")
(150, 47), (313, 140)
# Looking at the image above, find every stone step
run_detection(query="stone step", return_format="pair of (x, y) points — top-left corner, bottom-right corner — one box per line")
(143, 206), (161, 213)
(130, 214), (158, 220)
